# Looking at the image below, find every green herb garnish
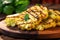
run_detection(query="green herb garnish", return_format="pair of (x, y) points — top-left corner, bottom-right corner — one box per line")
(48, 12), (52, 15)
(36, 4), (41, 6)
(24, 14), (29, 21)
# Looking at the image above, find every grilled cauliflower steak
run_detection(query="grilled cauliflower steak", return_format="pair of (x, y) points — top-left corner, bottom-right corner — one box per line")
(49, 9), (60, 26)
(4, 5), (60, 30)
(5, 5), (48, 30)
(36, 18), (56, 30)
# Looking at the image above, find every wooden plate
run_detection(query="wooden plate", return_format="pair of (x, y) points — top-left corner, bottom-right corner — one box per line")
(0, 21), (60, 39)
(0, 21), (39, 39)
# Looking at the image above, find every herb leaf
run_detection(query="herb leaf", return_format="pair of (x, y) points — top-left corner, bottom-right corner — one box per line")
(24, 14), (29, 21)
(36, 4), (41, 6)
(48, 12), (52, 15)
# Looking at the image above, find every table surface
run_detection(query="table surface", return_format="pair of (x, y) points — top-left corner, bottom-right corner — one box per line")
(0, 35), (25, 40)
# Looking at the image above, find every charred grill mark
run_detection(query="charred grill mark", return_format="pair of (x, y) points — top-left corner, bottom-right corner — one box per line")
(34, 6), (46, 17)
(31, 10), (38, 15)
(50, 10), (58, 16)
(54, 11), (60, 16)
(35, 6), (42, 12)
(31, 10), (39, 19)
(26, 11), (35, 17)
(40, 6), (44, 10)
(26, 11), (38, 19)
(30, 6), (40, 19)
(29, 7), (40, 19)
(55, 12), (59, 15)
(35, 7), (41, 15)
(39, 7), (45, 15)
(40, 11), (46, 17)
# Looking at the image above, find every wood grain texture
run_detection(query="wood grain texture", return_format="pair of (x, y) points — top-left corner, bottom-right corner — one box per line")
(0, 21), (60, 39)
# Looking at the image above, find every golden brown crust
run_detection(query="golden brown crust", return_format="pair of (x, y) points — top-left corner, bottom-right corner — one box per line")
(4, 5), (60, 30)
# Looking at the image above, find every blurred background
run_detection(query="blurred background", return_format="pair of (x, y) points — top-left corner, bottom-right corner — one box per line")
(30, 0), (60, 10)
(30, 0), (60, 4)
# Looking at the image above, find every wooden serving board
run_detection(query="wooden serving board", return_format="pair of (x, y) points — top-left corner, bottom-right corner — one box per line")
(0, 21), (60, 39)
